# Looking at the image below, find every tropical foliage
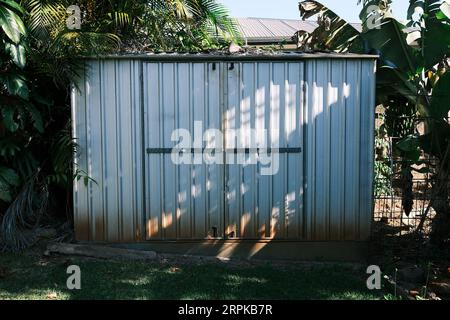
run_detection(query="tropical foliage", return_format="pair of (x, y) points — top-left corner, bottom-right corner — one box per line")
(0, 0), (238, 251)
(298, 0), (450, 245)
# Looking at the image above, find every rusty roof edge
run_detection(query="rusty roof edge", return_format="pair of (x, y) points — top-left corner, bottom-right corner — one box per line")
(82, 52), (379, 61)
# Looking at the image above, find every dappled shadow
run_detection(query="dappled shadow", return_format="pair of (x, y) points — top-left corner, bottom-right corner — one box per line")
(75, 58), (375, 262)
(0, 254), (380, 300)
(141, 59), (372, 261)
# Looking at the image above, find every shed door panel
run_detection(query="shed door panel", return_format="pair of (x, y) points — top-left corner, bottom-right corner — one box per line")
(223, 62), (304, 239)
(144, 62), (224, 240)
(144, 61), (304, 240)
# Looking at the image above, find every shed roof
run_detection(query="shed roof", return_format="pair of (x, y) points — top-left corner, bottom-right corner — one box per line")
(90, 52), (378, 61)
(235, 17), (362, 44)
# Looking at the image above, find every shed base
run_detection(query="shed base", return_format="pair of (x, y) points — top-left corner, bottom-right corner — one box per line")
(101, 240), (369, 262)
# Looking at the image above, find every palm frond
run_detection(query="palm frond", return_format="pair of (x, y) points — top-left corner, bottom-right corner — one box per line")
(46, 125), (77, 186)
(188, 0), (240, 39)
(24, 0), (67, 40)
(168, 0), (194, 19)
(0, 175), (48, 252)
(107, 11), (132, 28)
(52, 30), (120, 54)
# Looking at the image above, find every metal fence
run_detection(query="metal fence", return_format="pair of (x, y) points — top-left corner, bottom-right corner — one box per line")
(373, 110), (450, 237)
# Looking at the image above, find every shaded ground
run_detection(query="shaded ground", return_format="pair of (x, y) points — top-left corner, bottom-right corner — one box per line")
(369, 231), (450, 300)
(0, 248), (383, 300)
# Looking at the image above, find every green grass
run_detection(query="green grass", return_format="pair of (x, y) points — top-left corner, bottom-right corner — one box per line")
(0, 253), (382, 300)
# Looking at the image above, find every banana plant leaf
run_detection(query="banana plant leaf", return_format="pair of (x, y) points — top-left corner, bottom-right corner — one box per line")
(297, 0), (363, 52)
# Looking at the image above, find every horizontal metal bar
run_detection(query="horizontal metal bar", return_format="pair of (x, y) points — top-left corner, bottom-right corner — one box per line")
(147, 148), (179, 154)
(146, 147), (302, 154)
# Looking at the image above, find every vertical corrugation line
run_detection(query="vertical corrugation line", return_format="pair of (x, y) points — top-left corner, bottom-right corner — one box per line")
(189, 63), (194, 239)
(205, 63), (210, 237)
(114, 61), (119, 239)
(268, 62), (274, 238)
(84, 63), (91, 241)
(302, 61), (308, 240)
(326, 59), (332, 240)
(174, 63), (179, 239)
(139, 59), (146, 241)
(158, 62), (164, 239)
(355, 60), (362, 239)
(342, 59), (348, 240)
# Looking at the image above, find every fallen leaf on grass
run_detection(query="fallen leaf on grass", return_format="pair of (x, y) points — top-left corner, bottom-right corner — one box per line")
(46, 292), (58, 300)
(169, 267), (181, 273)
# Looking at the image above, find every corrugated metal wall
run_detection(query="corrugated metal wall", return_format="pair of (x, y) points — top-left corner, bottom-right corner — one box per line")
(143, 62), (225, 240)
(223, 62), (304, 240)
(304, 59), (375, 240)
(143, 62), (305, 240)
(72, 56), (376, 243)
(72, 60), (144, 242)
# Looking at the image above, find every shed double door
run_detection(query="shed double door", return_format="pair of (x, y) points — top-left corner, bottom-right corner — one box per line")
(144, 62), (304, 240)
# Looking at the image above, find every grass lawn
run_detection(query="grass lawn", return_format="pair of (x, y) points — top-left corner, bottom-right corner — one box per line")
(0, 252), (383, 300)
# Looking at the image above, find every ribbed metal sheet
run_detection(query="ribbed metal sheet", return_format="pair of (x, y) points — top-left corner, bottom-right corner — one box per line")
(235, 18), (318, 43)
(304, 59), (375, 240)
(234, 18), (361, 44)
(142, 62), (305, 240)
(72, 60), (144, 242)
(223, 62), (304, 239)
(143, 62), (225, 240)
(72, 55), (376, 243)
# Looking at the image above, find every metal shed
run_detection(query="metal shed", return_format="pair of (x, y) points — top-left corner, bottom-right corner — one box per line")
(71, 53), (377, 260)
